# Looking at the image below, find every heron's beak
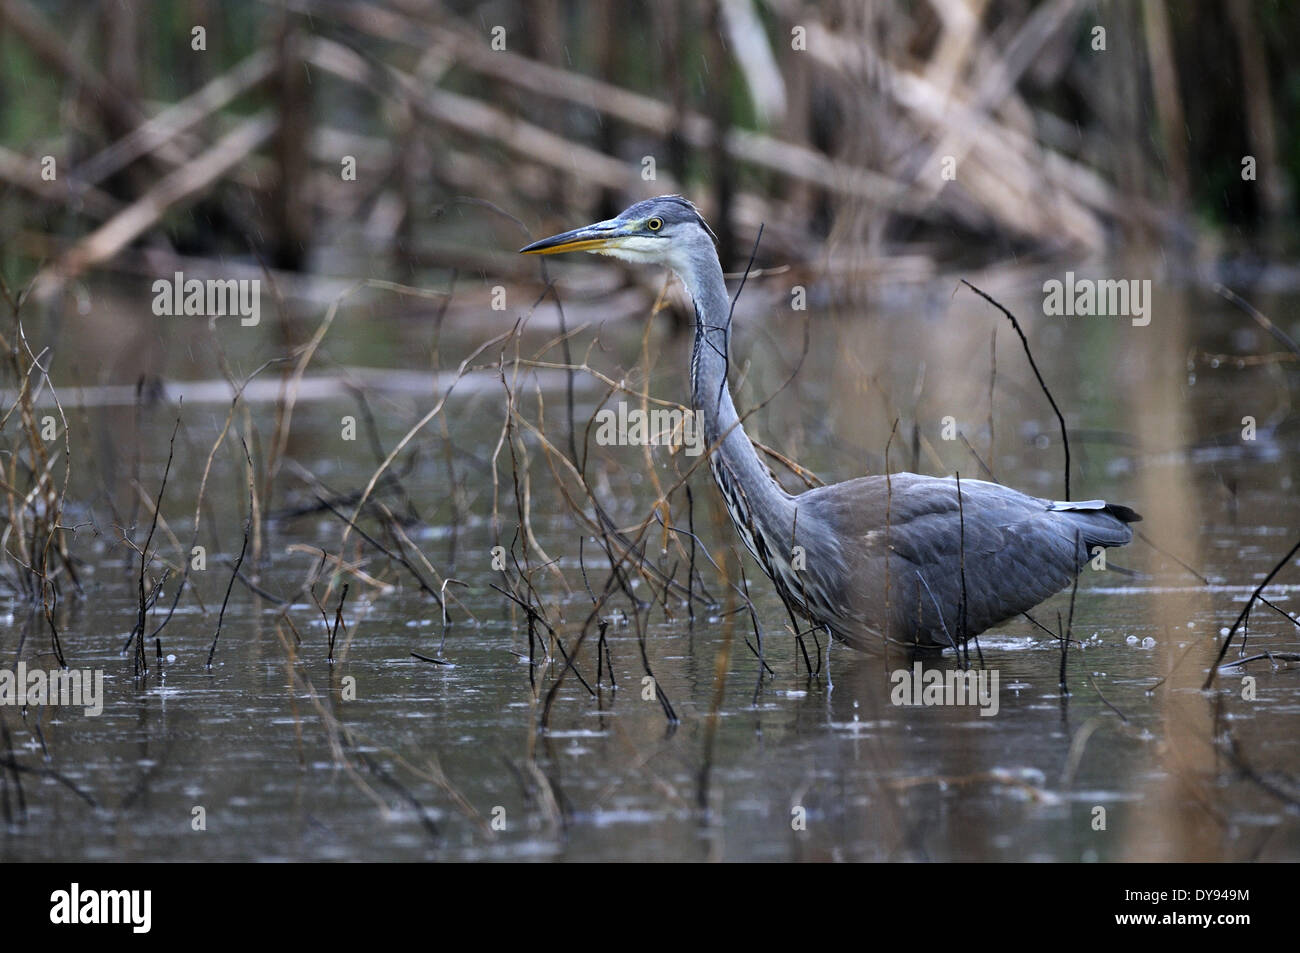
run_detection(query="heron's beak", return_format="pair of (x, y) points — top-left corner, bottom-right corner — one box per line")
(519, 219), (629, 255)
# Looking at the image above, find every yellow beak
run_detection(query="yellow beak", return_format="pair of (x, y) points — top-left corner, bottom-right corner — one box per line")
(519, 220), (627, 255)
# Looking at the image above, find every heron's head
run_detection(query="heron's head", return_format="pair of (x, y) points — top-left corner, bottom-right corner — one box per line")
(519, 195), (718, 280)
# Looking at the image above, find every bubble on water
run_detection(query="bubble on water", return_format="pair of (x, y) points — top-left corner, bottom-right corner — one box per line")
(1126, 635), (1138, 645)
(167, 654), (177, 663)
(1186, 621), (1195, 629)
(1219, 627), (1230, 636)
(1141, 637), (1156, 648)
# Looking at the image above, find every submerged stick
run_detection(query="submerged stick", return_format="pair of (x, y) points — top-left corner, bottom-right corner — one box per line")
(956, 473), (969, 667)
(328, 583), (349, 663)
(1060, 533), (1080, 694)
(134, 410), (181, 676)
(206, 439), (254, 668)
(1204, 533), (1300, 688)
(961, 280), (1071, 500)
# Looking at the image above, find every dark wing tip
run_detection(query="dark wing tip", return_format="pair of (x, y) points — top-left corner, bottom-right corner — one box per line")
(1049, 499), (1142, 524)
(1104, 503), (1142, 524)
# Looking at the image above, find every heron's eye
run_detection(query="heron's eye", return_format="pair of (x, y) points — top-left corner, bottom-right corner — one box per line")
(647, 217), (663, 232)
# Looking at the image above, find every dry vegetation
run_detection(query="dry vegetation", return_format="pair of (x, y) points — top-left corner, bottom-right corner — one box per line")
(0, 0), (1298, 856)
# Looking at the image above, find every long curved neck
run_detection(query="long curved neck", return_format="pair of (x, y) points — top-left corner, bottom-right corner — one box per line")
(676, 253), (793, 536)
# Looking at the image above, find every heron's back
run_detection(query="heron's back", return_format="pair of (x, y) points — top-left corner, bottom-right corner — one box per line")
(790, 473), (1139, 651)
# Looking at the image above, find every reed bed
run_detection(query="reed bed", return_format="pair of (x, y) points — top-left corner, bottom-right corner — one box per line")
(0, 0), (1298, 859)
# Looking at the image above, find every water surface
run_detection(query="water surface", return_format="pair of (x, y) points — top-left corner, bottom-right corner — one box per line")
(3, 274), (1298, 861)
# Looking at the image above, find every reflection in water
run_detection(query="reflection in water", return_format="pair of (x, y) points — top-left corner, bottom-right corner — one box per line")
(1, 278), (1297, 861)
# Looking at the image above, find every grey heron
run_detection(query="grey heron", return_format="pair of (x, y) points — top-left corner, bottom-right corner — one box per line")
(521, 195), (1139, 653)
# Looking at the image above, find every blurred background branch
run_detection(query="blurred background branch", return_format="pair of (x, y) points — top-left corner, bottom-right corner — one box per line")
(0, 0), (1296, 306)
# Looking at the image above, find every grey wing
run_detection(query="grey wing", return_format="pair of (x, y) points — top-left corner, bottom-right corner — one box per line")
(799, 474), (1137, 647)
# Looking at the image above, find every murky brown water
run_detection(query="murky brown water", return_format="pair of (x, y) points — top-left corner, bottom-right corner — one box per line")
(2, 273), (1297, 861)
